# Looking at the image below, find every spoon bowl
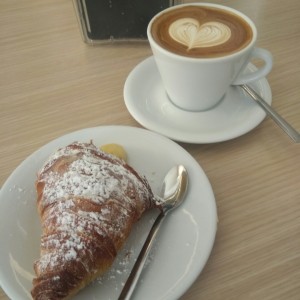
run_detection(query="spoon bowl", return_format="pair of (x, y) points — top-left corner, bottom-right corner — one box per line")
(158, 165), (188, 213)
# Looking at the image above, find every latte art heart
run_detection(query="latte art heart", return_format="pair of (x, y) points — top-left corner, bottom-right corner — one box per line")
(168, 18), (231, 50)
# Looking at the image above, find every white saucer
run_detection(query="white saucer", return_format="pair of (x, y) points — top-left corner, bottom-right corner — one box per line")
(124, 56), (272, 143)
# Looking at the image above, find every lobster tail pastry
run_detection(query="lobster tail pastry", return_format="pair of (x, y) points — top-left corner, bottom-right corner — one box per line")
(31, 141), (156, 299)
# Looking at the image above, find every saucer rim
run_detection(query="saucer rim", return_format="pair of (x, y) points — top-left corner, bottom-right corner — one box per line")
(124, 56), (272, 144)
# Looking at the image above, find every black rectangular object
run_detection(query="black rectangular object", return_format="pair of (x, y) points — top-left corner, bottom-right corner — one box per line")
(73, 0), (180, 43)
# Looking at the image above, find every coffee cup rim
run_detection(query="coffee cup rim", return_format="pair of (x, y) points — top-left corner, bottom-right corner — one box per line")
(147, 3), (258, 62)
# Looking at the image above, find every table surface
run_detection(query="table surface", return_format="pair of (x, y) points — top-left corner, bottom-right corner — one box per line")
(1, 0), (300, 299)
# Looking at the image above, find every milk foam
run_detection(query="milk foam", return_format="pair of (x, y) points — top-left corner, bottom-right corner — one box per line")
(168, 18), (231, 50)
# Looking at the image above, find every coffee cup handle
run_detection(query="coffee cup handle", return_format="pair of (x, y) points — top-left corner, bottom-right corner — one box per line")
(232, 48), (273, 85)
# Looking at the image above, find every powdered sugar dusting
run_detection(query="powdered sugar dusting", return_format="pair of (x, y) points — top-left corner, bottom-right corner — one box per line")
(42, 156), (128, 206)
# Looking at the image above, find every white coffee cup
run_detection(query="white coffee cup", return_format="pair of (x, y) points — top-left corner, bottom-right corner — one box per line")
(147, 3), (273, 111)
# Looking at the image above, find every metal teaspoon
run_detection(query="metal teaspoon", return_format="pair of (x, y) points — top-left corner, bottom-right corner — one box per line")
(240, 84), (300, 143)
(118, 165), (189, 300)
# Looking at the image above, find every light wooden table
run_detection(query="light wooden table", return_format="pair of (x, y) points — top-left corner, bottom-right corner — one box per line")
(1, 0), (299, 299)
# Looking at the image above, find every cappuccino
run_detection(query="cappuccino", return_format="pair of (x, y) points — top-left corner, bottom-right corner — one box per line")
(151, 5), (253, 58)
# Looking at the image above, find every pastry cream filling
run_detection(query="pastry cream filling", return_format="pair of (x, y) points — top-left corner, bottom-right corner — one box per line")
(100, 143), (127, 162)
(168, 18), (231, 50)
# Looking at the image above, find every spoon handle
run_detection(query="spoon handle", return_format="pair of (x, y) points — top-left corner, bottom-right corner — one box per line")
(118, 211), (165, 300)
(240, 84), (300, 143)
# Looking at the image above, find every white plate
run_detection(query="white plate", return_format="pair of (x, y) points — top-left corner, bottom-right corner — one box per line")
(124, 56), (272, 143)
(0, 126), (217, 300)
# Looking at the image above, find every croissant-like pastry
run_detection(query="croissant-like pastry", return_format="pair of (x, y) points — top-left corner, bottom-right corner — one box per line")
(31, 141), (156, 299)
